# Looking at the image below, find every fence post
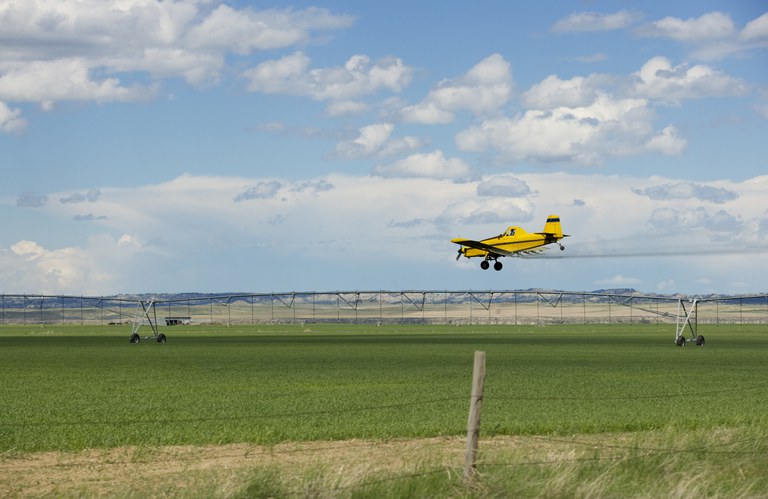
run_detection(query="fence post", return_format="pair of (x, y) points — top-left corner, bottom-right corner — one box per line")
(464, 350), (486, 481)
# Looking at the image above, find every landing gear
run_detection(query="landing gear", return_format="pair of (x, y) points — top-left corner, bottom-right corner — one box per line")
(559, 244), (565, 251)
(480, 258), (503, 271)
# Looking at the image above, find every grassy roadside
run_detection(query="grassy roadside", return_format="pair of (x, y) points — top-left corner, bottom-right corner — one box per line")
(2, 426), (767, 497)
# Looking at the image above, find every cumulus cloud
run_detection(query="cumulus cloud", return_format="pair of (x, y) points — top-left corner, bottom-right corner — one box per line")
(552, 10), (641, 33)
(242, 52), (412, 102)
(638, 11), (735, 41)
(645, 126), (686, 156)
(60, 189), (101, 204)
(400, 53), (513, 124)
(0, 234), (151, 294)
(16, 192), (47, 207)
(373, 150), (473, 179)
(5, 240), (89, 293)
(451, 52), (763, 165)
(234, 179), (335, 202)
(0, 58), (155, 104)
(631, 56), (747, 104)
(649, 207), (742, 234)
(0, 0), (355, 127)
(456, 94), (672, 165)
(185, 4), (353, 54)
(234, 181), (284, 202)
(741, 13), (768, 41)
(334, 123), (425, 159)
(637, 11), (768, 60)
(5, 172), (767, 294)
(437, 197), (534, 227)
(632, 182), (738, 204)
(521, 75), (606, 109)
(476, 176), (530, 197)
(0, 101), (26, 132)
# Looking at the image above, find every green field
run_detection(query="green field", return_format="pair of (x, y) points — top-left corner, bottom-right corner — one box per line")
(2, 323), (768, 497)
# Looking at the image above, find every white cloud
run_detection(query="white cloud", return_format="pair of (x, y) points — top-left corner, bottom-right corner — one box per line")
(373, 150), (473, 179)
(451, 54), (762, 165)
(16, 192), (48, 208)
(334, 123), (424, 159)
(0, 101), (26, 132)
(0, 58), (155, 104)
(521, 74), (604, 109)
(4, 240), (95, 294)
(4, 172), (767, 294)
(326, 100), (370, 117)
(632, 182), (737, 204)
(631, 56), (747, 104)
(400, 53), (513, 124)
(185, 4), (353, 54)
(438, 197), (535, 227)
(60, 189), (102, 204)
(637, 11), (768, 60)
(476, 176), (530, 197)
(595, 274), (642, 286)
(552, 10), (641, 33)
(645, 125), (686, 156)
(242, 52), (412, 102)
(0, 1), (355, 118)
(639, 12), (736, 41)
(648, 207), (743, 235)
(741, 13), (768, 41)
(456, 94), (669, 165)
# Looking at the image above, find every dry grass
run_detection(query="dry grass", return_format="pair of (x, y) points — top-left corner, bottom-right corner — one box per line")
(3, 427), (766, 498)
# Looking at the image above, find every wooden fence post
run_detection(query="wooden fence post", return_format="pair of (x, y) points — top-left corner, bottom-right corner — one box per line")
(464, 350), (486, 481)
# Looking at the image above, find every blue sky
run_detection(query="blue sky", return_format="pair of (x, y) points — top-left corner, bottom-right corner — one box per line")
(1, 0), (767, 295)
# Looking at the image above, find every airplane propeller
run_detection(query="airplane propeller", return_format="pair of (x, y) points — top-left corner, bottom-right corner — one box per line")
(456, 248), (462, 261)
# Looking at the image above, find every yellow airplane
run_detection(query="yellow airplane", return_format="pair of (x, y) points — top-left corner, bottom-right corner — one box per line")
(452, 215), (568, 270)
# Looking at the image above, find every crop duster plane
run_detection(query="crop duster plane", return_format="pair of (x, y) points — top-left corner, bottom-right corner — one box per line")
(452, 215), (568, 270)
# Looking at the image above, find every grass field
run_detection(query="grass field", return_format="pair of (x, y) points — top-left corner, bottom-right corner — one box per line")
(2, 323), (768, 497)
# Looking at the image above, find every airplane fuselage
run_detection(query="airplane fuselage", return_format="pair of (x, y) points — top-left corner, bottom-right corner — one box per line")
(451, 215), (568, 270)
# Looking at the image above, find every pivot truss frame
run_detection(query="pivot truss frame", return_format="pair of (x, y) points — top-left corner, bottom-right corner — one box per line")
(675, 299), (704, 346)
(129, 301), (166, 344)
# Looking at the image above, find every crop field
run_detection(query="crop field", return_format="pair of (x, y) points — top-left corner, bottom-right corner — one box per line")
(2, 323), (768, 497)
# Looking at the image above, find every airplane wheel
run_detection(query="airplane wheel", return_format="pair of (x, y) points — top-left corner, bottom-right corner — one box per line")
(560, 245), (565, 251)
(480, 260), (490, 270)
(494, 261), (503, 271)
(157, 334), (167, 344)
(675, 335), (686, 347)
(696, 335), (705, 346)
(130, 333), (140, 344)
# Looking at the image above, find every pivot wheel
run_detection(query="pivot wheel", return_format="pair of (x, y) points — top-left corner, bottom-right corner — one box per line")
(675, 335), (686, 347)
(157, 333), (167, 344)
(493, 261), (503, 271)
(695, 335), (705, 346)
(480, 260), (490, 270)
(129, 333), (140, 344)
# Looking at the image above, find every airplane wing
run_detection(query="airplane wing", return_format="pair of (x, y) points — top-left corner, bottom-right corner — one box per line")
(451, 238), (520, 257)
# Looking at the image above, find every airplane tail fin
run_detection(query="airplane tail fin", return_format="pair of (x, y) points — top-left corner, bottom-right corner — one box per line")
(543, 215), (565, 239)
